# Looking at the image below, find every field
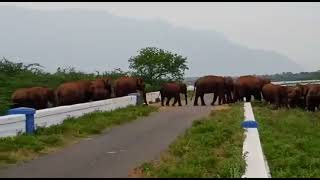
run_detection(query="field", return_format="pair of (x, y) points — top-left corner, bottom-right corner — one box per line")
(133, 103), (246, 178)
(252, 102), (320, 178)
(0, 105), (157, 166)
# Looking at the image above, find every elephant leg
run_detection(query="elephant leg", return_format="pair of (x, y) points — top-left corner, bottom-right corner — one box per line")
(194, 91), (199, 106)
(239, 89), (246, 102)
(178, 95), (182, 106)
(201, 94), (206, 106)
(211, 93), (217, 106)
(161, 96), (165, 106)
(254, 91), (262, 101)
(275, 96), (281, 109)
(166, 96), (171, 106)
(307, 97), (316, 112)
(219, 90), (225, 105)
(172, 96), (178, 106)
(245, 93), (251, 102)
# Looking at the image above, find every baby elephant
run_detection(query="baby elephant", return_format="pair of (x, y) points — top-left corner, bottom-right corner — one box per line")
(160, 82), (187, 106)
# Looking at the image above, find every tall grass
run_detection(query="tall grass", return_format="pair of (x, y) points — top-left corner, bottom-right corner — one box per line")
(252, 102), (320, 178)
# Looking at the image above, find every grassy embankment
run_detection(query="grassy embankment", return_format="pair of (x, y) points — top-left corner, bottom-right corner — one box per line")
(252, 101), (320, 178)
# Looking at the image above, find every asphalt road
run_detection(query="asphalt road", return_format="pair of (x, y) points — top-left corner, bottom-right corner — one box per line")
(0, 94), (217, 178)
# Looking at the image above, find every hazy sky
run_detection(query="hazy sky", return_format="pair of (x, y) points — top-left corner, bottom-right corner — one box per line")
(1, 2), (320, 72)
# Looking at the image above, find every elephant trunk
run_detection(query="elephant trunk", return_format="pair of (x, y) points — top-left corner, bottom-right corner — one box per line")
(143, 90), (148, 105)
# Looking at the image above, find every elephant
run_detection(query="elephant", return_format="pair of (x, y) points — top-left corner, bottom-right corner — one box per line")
(234, 75), (271, 102)
(262, 83), (288, 108)
(55, 80), (92, 106)
(305, 84), (320, 112)
(224, 76), (234, 103)
(192, 75), (226, 106)
(160, 82), (187, 106)
(11, 87), (55, 110)
(114, 76), (148, 105)
(89, 78), (113, 101)
(286, 85), (304, 108)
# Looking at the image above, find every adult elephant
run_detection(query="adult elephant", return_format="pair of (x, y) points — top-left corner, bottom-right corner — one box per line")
(55, 80), (92, 106)
(262, 83), (288, 108)
(114, 76), (148, 105)
(89, 78), (113, 101)
(224, 76), (234, 103)
(11, 87), (55, 110)
(192, 75), (225, 106)
(287, 84), (304, 108)
(234, 75), (270, 102)
(305, 84), (320, 112)
(160, 82), (187, 106)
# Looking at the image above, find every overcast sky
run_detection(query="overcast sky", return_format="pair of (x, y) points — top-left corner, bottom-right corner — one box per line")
(1, 2), (319, 72)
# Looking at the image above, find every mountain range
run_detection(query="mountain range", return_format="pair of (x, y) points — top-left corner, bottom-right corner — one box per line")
(0, 6), (304, 77)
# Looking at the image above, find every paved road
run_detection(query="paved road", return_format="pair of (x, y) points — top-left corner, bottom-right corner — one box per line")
(0, 94), (217, 178)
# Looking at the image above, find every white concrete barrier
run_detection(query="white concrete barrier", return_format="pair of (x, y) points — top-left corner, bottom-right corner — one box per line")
(0, 114), (26, 137)
(34, 96), (137, 128)
(0, 91), (161, 138)
(242, 102), (271, 178)
(187, 85), (195, 91)
(146, 91), (161, 103)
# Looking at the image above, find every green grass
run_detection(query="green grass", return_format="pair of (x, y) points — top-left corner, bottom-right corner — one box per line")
(136, 103), (246, 178)
(252, 101), (320, 178)
(0, 105), (157, 166)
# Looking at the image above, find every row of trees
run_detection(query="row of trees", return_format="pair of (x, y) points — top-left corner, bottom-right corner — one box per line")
(0, 47), (189, 91)
(262, 71), (320, 81)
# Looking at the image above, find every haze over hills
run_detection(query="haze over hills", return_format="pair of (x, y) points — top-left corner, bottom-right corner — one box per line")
(0, 6), (304, 77)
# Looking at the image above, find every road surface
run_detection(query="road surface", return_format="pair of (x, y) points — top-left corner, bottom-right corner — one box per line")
(0, 94), (219, 178)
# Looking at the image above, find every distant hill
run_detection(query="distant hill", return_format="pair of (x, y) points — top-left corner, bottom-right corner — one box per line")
(0, 6), (304, 77)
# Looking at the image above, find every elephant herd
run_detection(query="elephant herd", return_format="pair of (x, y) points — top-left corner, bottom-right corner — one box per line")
(160, 75), (320, 112)
(9, 74), (320, 112)
(10, 76), (148, 110)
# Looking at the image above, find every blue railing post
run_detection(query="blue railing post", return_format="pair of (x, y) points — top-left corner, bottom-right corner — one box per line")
(8, 107), (36, 135)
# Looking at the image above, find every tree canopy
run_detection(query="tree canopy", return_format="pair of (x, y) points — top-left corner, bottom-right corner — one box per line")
(128, 47), (189, 86)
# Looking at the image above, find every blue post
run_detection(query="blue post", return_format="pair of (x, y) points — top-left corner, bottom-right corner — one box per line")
(8, 107), (36, 135)
(241, 120), (258, 128)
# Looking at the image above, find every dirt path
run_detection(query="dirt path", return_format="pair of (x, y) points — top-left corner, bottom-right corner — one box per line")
(0, 94), (221, 178)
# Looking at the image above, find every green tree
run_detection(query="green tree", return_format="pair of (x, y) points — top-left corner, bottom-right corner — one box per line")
(128, 47), (189, 86)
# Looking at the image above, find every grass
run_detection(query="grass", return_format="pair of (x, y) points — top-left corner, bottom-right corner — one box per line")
(0, 105), (157, 166)
(252, 101), (320, 178)
(134, 103), (246, 178)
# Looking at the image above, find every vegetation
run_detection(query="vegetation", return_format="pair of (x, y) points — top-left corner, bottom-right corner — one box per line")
(0, 47), (189, 115)
(0, 105), (157, 166)
(252, 102), (320, 178)
(262, 71), (320, 81)
(134, 103), (246, 178)
(129, 47), (189, 92)
(0, 58), (150, 115)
